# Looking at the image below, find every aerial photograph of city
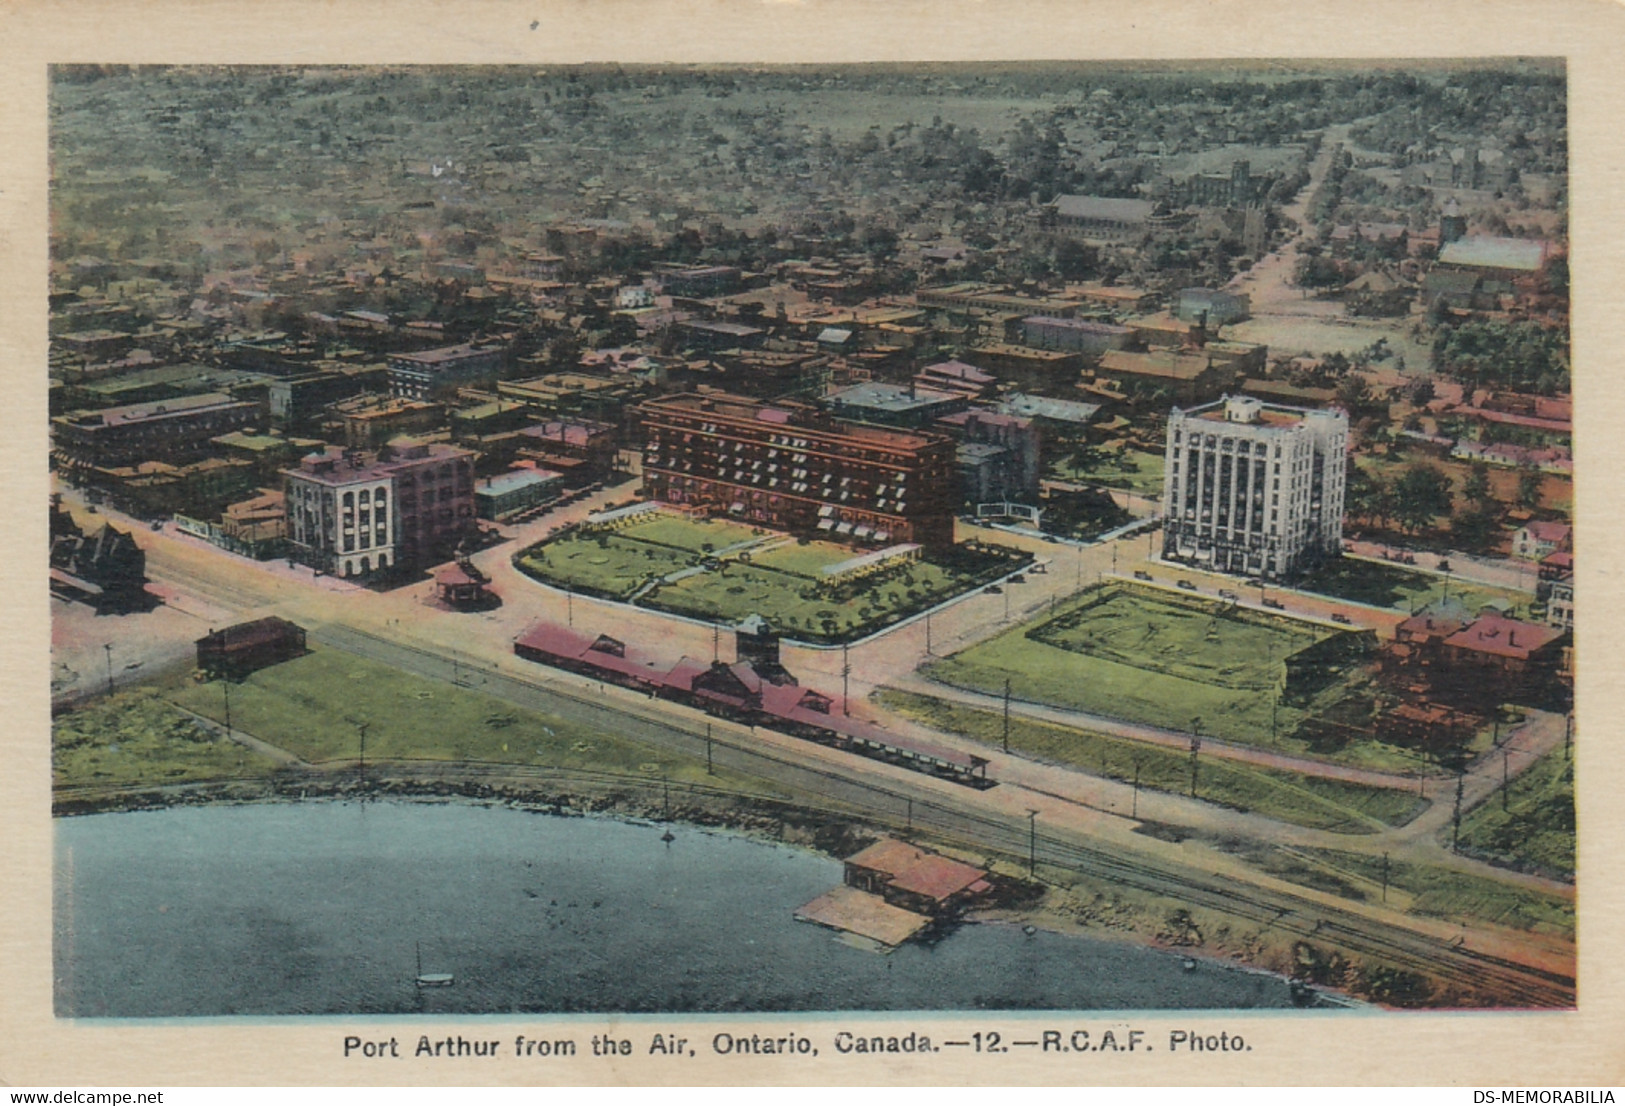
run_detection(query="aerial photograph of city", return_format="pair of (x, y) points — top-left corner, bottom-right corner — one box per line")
(46, 59), (1575, 1017)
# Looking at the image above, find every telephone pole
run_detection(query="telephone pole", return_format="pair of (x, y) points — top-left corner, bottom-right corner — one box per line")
(1026, 809), (1039, 878)
(1131, 758), (1141, 819)
(222, 679), (232, 740)
(1381, 852), (1390, 904)
(841, 643), (851, 716)
(1002, 677), (1012, 754)
(1189, 718), (1202, 798)
(1502, 747), (1511, 812)
(1451, 772), (1464, 853)
(705, 722), (714, 776)
(103, 643), (114, 695)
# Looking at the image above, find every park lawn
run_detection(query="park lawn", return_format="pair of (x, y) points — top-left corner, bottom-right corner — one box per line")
(875, 689), (1425, 834)
(1049, 448), (1165, 496)
(1303, 848), (1573, 938)
(924, 610), (1305, 747)
(166, 647), (776, 792)
(750, 539), (861, 578)
(1457, 747), (1575, 880)
(923, 585), (1430, 772)
(1302, 556), (1531, 616)
(1034, 587), (1329, 690)
(619, 514), (764, 554)
(515, 533), (691, 599)
(54, 687), (282, 790)
(645, 556), (978, 641)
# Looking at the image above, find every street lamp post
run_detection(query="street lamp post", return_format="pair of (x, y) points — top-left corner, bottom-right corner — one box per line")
(103, 643), (114, 695)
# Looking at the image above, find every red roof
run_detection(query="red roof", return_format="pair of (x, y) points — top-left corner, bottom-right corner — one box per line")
(1443, 613), (1565, 660)
(844, 839), (989, 904)
(1523, 520), (1572, 544)
(1395, 613), (1468, 641)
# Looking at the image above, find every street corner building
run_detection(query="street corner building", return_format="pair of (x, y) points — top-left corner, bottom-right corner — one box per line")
(282, 437), (475, 580)
(1161, 394), (1349, 580)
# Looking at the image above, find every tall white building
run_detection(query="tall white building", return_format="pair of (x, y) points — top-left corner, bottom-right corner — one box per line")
(1162, 395), (1348, 580)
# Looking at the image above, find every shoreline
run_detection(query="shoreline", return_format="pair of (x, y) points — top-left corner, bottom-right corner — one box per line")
(52, 772), (1387, 1010)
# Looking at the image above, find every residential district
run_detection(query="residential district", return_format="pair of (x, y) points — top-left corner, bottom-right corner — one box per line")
(48, 63), (1574, 1009)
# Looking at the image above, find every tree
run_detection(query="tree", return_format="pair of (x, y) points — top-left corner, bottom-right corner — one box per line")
(1463, 463), (1493, 506)
(1393, 465), (1453, 533)
(1450, 507), (1500, 554)
(1517, 464), (1544, 510)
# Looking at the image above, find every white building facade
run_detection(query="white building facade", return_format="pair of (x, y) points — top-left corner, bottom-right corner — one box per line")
(1162, 395), (1348, 580)
(284, 452), (397, 579)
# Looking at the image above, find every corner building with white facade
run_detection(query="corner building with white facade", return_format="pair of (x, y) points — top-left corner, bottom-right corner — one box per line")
(1162, 395), (1347, 580)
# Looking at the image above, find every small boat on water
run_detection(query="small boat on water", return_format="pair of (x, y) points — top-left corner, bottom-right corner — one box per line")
(416, 942), (453, 988)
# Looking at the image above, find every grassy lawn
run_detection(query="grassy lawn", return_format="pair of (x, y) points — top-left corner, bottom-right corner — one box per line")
(1032, 587), (1331, 690)
(166, 647), (778, 792)
(516, 508), (1027, 643)
(1302, 555), (1530, 615)
(1457, 747), (1575, 880)
(515, 533), (691, 600)
(1302, 848), (1573, 938)
(875, 689), (1426, 834)
(923, 583), (1436, 772)
(749, 540), (858, 577)
(619, 514), (764, 553)
(54, 687), (282, 790)
(1048, 448), (1165, 496)
(646, 555), (995, 641)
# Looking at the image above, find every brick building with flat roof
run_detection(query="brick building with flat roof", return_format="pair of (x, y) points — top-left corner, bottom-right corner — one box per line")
(282, 438), (475, 579)
(387, 343), (504, 401)
(638, 392), (958, 548)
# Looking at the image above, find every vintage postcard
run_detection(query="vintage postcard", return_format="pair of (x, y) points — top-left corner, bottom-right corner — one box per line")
(3, 0), (1623, 1089)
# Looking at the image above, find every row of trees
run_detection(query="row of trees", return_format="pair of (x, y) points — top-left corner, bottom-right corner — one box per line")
(1346, 459), (1547, 552)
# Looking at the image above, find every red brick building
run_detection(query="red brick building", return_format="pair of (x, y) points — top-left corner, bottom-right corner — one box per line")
(637, 392), (958, 548)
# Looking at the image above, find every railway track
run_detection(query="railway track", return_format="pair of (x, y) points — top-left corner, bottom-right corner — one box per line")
(308, 621), (1575, 1009)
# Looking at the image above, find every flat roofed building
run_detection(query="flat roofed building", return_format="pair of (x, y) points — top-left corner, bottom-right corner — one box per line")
(822, 382), (969, 429)
(638, 391), (958, 549)
(1097, 349), (1232, 405)
(282, 438), (475, 580)
(474, 467), (562, 520)
(1163, 395), (1349, 580)
(1020, 315), (1136, 356)
(53, 392), (260, 468)
(387, 344), (504, 401)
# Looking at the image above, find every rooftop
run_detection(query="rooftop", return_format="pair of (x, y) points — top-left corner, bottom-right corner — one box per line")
(1437, 236), (1549, 272)
(1049, 195), (1156, 222)
(826, 382), (963, 413)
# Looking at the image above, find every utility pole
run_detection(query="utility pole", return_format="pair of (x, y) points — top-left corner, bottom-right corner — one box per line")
(1381, 852), (1390, 904)
(566, 585), (574, 627)
(841, 643), (851, 716)
(925, 611), (932, 656)
(1003, 586), (1010, 623)
(1452, 772), (1464, 853)
(1131, 758), (1141, 819)
(1027, 809), (1039, 879)
(223, 679), (232, 740)
(1502, 747), (1511, 812)
(1002, 677), (1012, 754)
(1565, 712), (1572, 762)
(705, 722), (713, 776)
(357, 721), (370, 774)
(1189, 719), (1202, 798)
(103, 643), (114, 695)
(906, 796), (913, 831)
(712, 623), (719, 664)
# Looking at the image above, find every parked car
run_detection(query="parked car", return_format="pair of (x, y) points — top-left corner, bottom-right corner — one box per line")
(1331, 613), (1352, 624)
(1263, 598), (1285, 610)
(1218, 589), (1238, 600)
(1176, 579), (1197, 591)
(1133, 570), (1154, 582)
